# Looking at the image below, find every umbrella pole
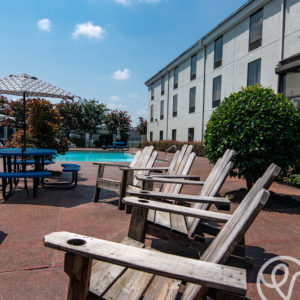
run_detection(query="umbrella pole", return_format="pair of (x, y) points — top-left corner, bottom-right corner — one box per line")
(22, 92), (26, 171)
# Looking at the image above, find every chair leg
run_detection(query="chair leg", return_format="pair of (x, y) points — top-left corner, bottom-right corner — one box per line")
(2, 178), (8, 200)
(93, 165), (104, 202)
(33, 178), (38, 198)
(119, 169), (129, 210)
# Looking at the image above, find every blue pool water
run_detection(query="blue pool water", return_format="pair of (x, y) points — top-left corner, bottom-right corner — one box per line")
(54, 151), (134, 162)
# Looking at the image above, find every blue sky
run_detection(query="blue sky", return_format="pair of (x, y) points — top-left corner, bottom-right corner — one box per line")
(0, 0), (246, 124)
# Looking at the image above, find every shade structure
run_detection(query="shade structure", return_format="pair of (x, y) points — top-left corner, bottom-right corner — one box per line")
(0, 74), (77, 163)
(0, 74), (75, 99)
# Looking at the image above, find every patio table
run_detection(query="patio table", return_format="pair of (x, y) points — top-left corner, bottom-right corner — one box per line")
(0, 148), (56, 199)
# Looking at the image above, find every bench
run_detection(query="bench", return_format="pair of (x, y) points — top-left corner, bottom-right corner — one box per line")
(42, 163), (80, 189)
(0, 171), (51, 200)
(107, 142), (129, 150)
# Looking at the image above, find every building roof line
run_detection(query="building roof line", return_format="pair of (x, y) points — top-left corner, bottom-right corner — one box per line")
(145, 0), (271, 86)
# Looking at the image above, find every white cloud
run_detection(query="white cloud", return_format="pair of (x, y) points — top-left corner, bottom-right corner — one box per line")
(37, 18), (52, 31)
(139, 0), (161, 2)
(111, 68), (130, 80)
(115, 0), (130, 4)
(137, 109), (147, 117)
(128, 93), (140, 99)
(110, 95), (121, 102)
(107, 103), (128, 110)
(114, 0), (161, 5)
(72, 22), (105, 39)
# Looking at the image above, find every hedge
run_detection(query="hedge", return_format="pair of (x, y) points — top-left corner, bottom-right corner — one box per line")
(140, 140), (205, 157)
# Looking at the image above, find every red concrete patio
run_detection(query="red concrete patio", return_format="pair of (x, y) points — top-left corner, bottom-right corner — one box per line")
(0, 152), (299, 300)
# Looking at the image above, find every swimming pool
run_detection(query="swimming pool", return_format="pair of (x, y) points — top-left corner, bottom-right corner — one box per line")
(54, 151), (134, 162)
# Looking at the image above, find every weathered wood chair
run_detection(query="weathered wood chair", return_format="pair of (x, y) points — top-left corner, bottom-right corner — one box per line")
(121, 144), (198, 212)
(93, 146), (158, 208)
(127, 149), (236, 247)
(43, 164), (280, 300)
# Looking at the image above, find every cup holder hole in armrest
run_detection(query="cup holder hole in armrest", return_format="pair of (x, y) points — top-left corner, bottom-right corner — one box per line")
(138, 200), (149, 203)
(67, 239), (86, 246)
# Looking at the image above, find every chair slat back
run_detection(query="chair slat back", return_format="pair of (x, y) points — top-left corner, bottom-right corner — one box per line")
(135, 151), (158, 188)
(168, 144), (188, 175)
(182, 163), (280, 299)
(133, 146), (155, 187)
(186, 150), (235, 231)
(169, 152), (196, 195)
(129, 151), (142, 168)
(161, 145), (194, 194)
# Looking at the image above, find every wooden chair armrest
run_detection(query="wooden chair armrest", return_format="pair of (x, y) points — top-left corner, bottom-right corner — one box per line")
(44, 231), (246, 295)
(148, 175), (200, 180)
(126, 190), (230, 205)
(93, 162), (130, 167)
(123, 197), (231, 222)
(136, 175), (205, 185)
(120, 166), (169, 171)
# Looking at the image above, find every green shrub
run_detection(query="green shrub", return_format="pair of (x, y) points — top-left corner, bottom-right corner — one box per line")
(204, 85), (300, 189)
(140, 140), (205, 157)
(284, 174), (300, 187)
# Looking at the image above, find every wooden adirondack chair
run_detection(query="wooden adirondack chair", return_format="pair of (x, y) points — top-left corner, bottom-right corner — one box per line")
(127, 149), (236, 247)
(43, 164), (280, 300)
(119, 144), (199, 211)
(121, 144), (198, 212)
(92, 146), (158, 208)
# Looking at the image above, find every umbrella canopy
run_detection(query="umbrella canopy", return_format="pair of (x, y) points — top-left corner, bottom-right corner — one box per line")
(0, 114), (14, 121)
(0, 74), (77, 157)
(0, 74), (75, 99)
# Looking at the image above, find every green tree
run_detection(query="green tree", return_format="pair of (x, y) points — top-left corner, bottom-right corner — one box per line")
(104, 109), (132, 137)
(56, 99), (83, 138)
(7, 98), (69, 154)
(6, 98), (24, 129)
(136, 116), (147, 136)
(78, 99), (108, 147)
(0, 95), (13, 128)
(204, 85), (300, 189)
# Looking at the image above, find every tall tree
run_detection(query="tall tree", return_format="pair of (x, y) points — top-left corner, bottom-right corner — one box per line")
(104, 110), (132, 137)
(57, 99), (83, 138)
(7, 98), (69, 153)
(78, 99), (108, 147)
(136, 116), (147, 136)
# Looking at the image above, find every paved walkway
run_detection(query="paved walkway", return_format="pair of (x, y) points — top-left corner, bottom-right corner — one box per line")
(0, 153), (299, 299)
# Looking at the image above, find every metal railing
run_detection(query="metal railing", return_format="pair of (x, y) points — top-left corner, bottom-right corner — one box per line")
(165, 144), (177, 159)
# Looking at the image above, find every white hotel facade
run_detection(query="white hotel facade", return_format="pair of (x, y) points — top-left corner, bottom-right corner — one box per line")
(145, 0), (300, 142)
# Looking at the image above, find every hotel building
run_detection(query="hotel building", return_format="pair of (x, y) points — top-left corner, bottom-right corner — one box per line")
(145, 0), (300, 142)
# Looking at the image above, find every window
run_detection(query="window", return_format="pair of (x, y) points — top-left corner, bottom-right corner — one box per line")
(161, 76), (165, 95)
(212, 76), (222, 108)
(190, 54), (197, 80)
(159, 130), (163, 141)
(247, 59), (261, 86)
(282, 70), (300, 99)
(149, 131), (153, 142)
(189, 87), (196, 113)
(249, 9), (263, 51)
(160, 100), (164, 120)
(188, 128), (194, 142)
(151, 85), (154, 100)
(174, 67), (178, 89)
(214, 36), (223, 69)
(150, 104), (154, 122)
(172, 129), (176, 141)
(173, 95), (178, 117)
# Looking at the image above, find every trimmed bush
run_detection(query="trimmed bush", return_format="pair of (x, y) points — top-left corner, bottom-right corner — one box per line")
(204, 85), (300, 189)
(284, 174), (300, 187)
(140, 140), (205, 157)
